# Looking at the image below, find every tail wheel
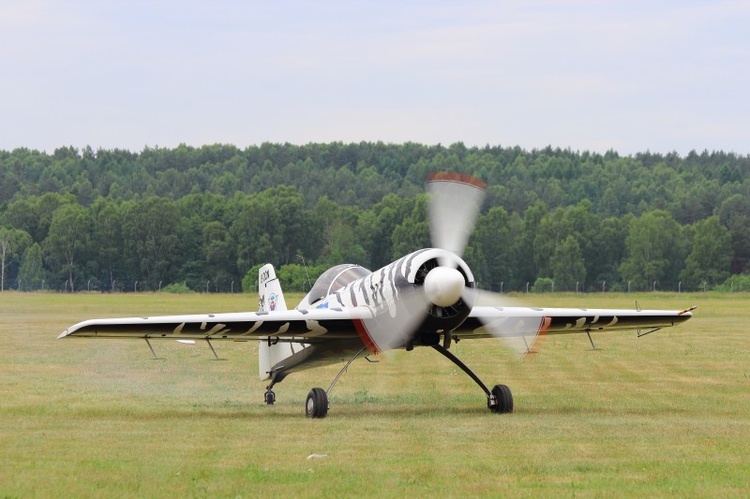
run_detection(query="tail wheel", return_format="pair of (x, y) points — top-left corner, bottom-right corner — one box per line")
(264, 390), (276, 405)
(489, 384), (513, 414)
(305, 387), (329, 418)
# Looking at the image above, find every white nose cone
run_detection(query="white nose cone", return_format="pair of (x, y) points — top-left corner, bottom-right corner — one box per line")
(423, 267), (466, 307)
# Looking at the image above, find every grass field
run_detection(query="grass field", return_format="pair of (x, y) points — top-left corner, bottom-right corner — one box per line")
(2, 291), (749, 497)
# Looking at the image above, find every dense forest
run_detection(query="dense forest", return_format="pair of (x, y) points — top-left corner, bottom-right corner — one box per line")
(1, 142), (749, 294)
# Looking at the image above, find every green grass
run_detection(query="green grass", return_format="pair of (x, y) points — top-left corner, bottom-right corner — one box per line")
(2, 291), (749, 496)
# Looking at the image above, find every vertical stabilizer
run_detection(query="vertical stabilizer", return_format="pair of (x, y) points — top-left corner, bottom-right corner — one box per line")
(258, 264), (294, 380)
(258, 263), (288, 313)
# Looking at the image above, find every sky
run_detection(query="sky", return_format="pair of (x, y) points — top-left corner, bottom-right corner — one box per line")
(1, 0), (748, 155)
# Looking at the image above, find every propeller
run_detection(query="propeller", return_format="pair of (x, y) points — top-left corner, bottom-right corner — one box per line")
(425, 172), (544, 356)
(362, 171), (544, 356)
(473, 290), (546, 356)
(425, 172), (486, 258)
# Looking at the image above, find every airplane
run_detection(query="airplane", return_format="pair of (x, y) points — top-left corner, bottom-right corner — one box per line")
(59, 172), (695, 418)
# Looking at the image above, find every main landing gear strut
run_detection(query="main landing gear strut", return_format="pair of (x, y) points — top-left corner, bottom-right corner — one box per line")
(263, 347), (368, 418)
(431, 344), (513, 414)
(304, 346), (368, 418)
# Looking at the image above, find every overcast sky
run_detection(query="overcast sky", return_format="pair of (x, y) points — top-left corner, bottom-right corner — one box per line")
(1, 0), (748, 155)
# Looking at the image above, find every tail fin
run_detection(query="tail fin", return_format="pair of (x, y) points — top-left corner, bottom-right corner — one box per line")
(258, 263), (288, 313)
(258, 264), (294, 380)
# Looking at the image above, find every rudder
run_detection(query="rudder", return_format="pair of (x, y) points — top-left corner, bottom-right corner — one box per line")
(257, 264), (295, 380)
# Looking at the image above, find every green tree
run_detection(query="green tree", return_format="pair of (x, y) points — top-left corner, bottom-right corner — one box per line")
(358, 193), (413, 269)
(314, 197), (367, 267)
(531, 277), (554, 292)
(1, 141), (749, 293)
(277, 263), (327, 293)
(592, 215), (631, 289)
(231, 187), (315, 275)
(0, 227), (32, 291)
(3, 193), (73, 244)
(718, 194), (750, 274)
(19, 242), (44, 290)
(43, 204), (91, 291)
(515, 201), (548, 288)
(241, 263), (264, 295)
(619, 210), (683, 291)
(551, 235), (586, 291)
(122, 197), (181, 290)
(178, 215), (207, 291)
(680, 216), (731, 290)
(533, 207), (570, 279)
(563, 200), (601, 284)
(391, 194), (429, 258)
(471, 206), (517, 292)
(203, 221), (237, 291)
(90, 198), (125, 291)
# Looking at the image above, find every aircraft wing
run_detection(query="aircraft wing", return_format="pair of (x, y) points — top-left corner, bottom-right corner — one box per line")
(456, 306), (695, 340)
(59, 304), (694, 350)
(59, 307), (374, 342)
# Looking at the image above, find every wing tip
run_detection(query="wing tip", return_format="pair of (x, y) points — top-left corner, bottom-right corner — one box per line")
(677, 305), (698, 316)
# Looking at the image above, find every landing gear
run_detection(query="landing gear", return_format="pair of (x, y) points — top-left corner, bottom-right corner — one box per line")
(266, 343), (512, 416)
(432, 344), (513, 414)
(306, 387), (328, 418)
(305, 346), (367, 418)
(264, 371), (284, 405)
(489, 384), (513, 413)
(264, 389), (276, 405)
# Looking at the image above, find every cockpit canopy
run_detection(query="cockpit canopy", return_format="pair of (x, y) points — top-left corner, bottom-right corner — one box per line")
(297, 264), (371, 309)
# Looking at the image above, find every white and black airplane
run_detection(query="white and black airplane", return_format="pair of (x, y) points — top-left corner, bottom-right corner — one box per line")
(60, 172), (695, 418)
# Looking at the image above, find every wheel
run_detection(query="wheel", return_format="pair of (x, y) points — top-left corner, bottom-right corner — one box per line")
(305, 387), (328, 418)
(264, 390), (276, 405)
(488, 384), (513, 414)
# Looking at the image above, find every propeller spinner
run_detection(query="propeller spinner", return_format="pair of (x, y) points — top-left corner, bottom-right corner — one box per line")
(423, 266), (465, 307)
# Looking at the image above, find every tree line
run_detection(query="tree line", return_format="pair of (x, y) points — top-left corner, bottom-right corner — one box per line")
(1, 142), (749, 293)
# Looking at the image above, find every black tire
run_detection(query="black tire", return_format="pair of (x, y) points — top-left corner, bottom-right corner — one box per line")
(264, 390), (276, 405)
(489, 384), (513, 414)
(305, 387), (329, 418)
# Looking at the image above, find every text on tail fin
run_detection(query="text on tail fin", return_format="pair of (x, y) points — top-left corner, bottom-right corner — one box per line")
(258, 263), (288, 313)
